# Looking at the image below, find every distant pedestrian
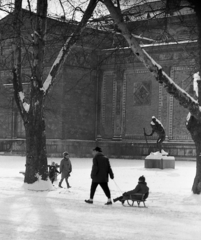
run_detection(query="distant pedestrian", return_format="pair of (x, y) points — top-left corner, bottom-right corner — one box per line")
(48, 162), (60, 185)
(59, 152), (72, 188)
(85, 147), (114, 205)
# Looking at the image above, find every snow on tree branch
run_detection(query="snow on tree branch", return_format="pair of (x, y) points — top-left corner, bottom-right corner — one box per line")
(41, 35), (73, 93)
(19, 91), (30, 112)
(142, 49), (201, 119)
(142, 49), (162, 70)
(193, 72), (200, 97)
(41, 0), (98, 96)
(104, 0), (201, 121)
(12, 67), (29, 117)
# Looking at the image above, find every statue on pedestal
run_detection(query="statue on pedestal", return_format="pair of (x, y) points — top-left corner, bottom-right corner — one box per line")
(144, 116), (165, 153)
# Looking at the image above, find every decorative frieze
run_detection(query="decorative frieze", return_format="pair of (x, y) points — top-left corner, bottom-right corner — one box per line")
(169, 66), (194, 141)
(133, 81), (151, 106)
(123, 69), (158, 140)
(113, 68), (125, 140)
(101, 71), (115, 138)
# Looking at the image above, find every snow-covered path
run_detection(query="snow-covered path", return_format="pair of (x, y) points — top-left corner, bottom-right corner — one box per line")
(0, 156), (200, 240)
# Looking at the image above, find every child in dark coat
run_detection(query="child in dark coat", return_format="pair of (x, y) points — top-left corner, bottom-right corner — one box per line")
(48, 162), (60, 185)
(113, 175), (149, 204)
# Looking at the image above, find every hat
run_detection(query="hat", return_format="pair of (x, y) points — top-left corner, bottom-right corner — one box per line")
(63, 151), (69, 157)
(139, 175), (145, 182)
(93, 147), (102, 152)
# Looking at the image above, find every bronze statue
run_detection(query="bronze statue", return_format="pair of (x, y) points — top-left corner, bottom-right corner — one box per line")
(144, 116), (165, 153)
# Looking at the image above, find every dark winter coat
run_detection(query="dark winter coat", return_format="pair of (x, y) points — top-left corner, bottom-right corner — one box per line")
(91, 152), (114, 182)
(48, 165), (60, 179)
(124, 182), (149, 196)
(60, 158), (72, 178)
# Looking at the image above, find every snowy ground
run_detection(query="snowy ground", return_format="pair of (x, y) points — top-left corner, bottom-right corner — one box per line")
(0, 156), (201, 240)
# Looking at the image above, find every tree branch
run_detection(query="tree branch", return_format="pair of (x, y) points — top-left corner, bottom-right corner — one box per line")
(12, 0), (30, 117)
(42, 0), (98, 96)
(31, 0), (47, 90)
(103, 0), (201, 121)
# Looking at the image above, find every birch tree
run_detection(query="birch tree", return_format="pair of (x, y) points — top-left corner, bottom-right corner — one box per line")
(12, 0), (98, 187)
(102, 0), (201, 194)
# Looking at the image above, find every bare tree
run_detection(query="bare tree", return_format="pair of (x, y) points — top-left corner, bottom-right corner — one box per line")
(101, 0), (201, 193)
(11, 0), (98, 186)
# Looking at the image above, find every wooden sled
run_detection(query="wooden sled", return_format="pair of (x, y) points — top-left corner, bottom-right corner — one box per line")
(122, 192), (149, 207)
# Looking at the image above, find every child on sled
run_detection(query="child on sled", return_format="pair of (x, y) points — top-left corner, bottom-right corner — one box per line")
(113, 175), (149, 204)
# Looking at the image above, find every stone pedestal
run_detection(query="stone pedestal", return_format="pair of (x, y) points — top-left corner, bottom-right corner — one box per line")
(145, 151), (175, 169)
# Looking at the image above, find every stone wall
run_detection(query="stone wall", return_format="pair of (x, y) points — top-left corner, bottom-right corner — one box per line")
(0, 52), (97, 141)
(97, 42), (197, 145)
(62, 64), (97, 140)
(0, 139), (196, 160)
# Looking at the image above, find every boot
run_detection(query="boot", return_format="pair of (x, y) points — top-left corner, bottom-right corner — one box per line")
(85, 199), (93, 204)
(113, 196), (123, 203)
(59, 182), (63, 188)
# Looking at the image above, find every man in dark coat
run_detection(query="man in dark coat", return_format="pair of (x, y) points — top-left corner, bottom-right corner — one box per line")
(113, 175), (149, 204)
(85, 147), (114, 205)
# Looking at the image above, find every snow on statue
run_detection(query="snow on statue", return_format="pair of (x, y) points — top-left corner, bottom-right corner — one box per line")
(144, 116), (175, 169)
(186, 71), (200, 127)
(144, 116), (166, 153)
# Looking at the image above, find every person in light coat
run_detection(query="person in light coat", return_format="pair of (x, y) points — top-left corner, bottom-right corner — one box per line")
(59, 152), (72, 188)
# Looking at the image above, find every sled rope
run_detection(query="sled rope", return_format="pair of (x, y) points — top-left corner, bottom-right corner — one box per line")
(113, 179), (123, 194)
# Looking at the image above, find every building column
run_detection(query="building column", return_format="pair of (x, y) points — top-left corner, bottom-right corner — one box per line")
(95, 69), (103, 141)
(113, 68), (124, 141)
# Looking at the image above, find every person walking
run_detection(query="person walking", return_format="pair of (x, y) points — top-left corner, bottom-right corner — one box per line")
(85, 147), (114, 205)
(59, 152), (72, 188)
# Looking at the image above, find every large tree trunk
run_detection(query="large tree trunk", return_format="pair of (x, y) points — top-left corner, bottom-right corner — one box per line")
(186, 115), (201, 194)
(13, 0), (48, 185)
(25, 0), (47, 181)
(186, 0), (201, 194)
(24, 94), (48, 183)
(24, 0), (48, 184)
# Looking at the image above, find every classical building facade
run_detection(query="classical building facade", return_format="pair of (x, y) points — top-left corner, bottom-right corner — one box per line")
(0, 1), (198, 159)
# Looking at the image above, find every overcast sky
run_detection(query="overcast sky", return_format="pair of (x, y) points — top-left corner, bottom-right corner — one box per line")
(0, 0), (95, 20)
(0, 0), (158, 21)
